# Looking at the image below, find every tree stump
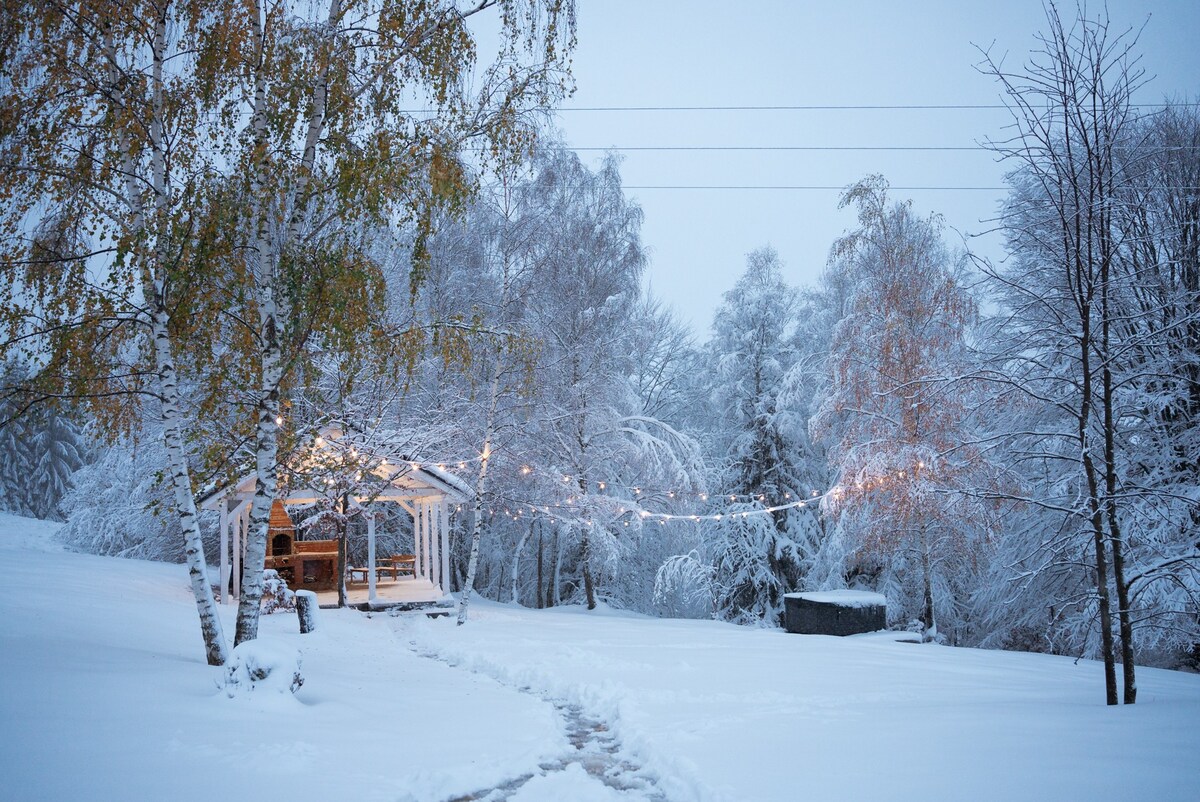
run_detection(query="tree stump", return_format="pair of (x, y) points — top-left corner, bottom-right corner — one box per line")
(784, 590), (887, 636)
(295, 590), (319, 634)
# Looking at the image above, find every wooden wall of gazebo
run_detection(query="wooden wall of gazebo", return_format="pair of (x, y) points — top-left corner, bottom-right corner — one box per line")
(201, 463), (467, 605)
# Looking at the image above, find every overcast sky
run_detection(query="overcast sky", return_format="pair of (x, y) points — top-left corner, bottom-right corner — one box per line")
(547, 1), (1200, 336)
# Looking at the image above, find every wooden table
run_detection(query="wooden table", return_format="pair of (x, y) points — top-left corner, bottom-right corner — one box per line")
(348, 564), (399, 583)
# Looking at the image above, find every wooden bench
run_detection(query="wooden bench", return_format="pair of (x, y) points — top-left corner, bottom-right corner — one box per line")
(388, 554), (417, 577)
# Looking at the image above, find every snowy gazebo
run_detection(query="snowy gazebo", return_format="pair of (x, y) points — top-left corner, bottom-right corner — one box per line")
(200, 429), (470, 608)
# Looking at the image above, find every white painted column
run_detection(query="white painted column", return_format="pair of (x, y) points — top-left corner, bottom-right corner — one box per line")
(232, 509), (243, 602)
(218, 499), (230, 604)
(440, 499), (451, 595)
(367, 508), (377, 603)
(427, 501), (436, 576)
(429, 500), (440, 590)
(414, 502), (423, 579)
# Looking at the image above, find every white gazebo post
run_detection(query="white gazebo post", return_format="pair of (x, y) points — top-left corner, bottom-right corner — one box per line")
(234, 500), (251, 602)
(414, 501), (423, 579)
(232, 508), (242, 602)
(218, 498), (230, 604)
(366, 507), (377, 603)
(429, 499), (440, 590)
(440, 499), (450, 595)
(427, 497), (436, 578)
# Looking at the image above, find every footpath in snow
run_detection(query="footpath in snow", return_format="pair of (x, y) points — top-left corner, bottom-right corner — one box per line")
(398, 602), (1200, 802)
(0, 513), (564, 802)
(2, 511), (1199, 801)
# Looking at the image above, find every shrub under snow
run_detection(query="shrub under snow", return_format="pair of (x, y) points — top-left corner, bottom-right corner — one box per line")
(223, 639), (303, 698)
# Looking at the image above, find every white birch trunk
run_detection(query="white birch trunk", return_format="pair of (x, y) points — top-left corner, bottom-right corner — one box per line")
(511, 522), (532, 605)
(457, 370), (500, 626)
(553, 525), (564, 607)
(236, 0), (341, 645)
(106, 22), (229, 666)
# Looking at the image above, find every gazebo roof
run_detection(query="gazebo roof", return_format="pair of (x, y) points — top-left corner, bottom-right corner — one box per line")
(198, 427), (471, 510)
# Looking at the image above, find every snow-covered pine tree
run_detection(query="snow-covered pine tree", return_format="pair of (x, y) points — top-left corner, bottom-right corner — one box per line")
(0, 386), (35, 518)
(27, 408), (86, 520)
(1, 363), (87, 521)
(707, 247), (808, 623)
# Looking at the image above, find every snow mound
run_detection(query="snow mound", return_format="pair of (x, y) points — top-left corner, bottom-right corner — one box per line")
(0, 511), (64, 553)
(224, 638), (303, 698)
(785, 589), (886, 608)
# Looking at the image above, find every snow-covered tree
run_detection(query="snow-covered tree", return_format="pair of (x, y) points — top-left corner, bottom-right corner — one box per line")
(704, 247), (810, 622)
(977, 3), (1166, 701)
(812, 176), (990, 641)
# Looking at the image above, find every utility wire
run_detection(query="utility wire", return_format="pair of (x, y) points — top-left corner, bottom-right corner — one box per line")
(573, 145), (1200, 152)
(620, 185), (1009, 191)
(549, 102), (1199, 112)
(577, 146), (981, 152)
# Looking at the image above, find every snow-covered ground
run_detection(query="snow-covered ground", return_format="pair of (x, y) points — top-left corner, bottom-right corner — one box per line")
(2, 512), (1198, 801)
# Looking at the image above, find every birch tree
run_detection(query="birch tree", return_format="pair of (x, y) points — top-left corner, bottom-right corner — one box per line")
(812, 176), (987, 641)
(1, 0), (242, 665)
(192, 0), (576, 645)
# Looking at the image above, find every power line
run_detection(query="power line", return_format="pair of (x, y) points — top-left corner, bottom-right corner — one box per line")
(551, 102), (1198, 112)
(621, 185), (1007, 191)
(574, 145), (1200, 152)
(576, 146), (981, 152)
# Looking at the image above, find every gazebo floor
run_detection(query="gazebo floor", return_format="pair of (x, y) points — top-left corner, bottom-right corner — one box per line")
(313, 577), (451, 611)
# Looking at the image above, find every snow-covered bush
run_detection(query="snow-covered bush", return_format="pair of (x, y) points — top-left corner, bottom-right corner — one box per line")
(653, 550), (718, 618)
(224, 639), (303, 698)
(57, 434), (219, 562)
(260, 570), (295, 614)
(58, 439), (181, 559)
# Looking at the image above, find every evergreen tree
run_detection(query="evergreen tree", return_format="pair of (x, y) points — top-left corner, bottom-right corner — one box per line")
(708, 247), (807, 622)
